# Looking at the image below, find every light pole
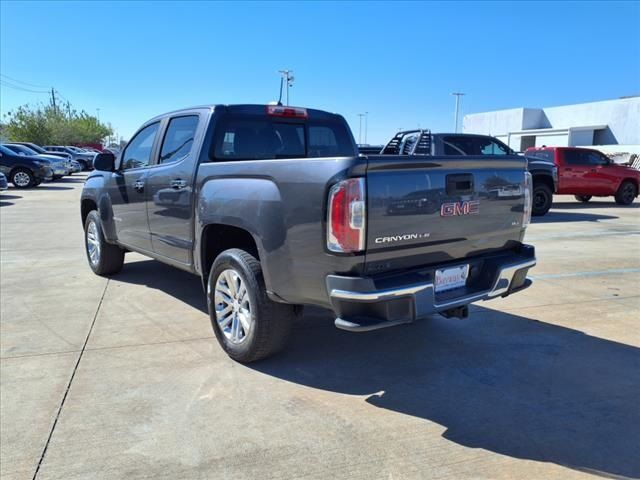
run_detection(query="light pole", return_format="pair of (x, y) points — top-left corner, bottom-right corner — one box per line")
(364, 112), (369, 145)
(357, 113), (365, 144)
(278, 70), (294, 105)
(451, 92), (465, 133)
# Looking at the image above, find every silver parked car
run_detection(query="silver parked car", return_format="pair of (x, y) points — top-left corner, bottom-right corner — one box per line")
(43, 146), (95, 171)
(69, 159), (82, 173)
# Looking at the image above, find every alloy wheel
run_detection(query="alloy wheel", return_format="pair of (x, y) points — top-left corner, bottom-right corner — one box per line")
(214, 269), (252, 344)
(86, 221), (101, 266)
(13, 171), (31, 187)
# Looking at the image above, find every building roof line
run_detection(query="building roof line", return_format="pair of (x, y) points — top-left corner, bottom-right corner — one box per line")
(505, 125), (607, 136)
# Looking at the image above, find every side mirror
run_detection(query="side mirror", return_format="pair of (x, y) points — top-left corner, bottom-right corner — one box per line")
(93, 152), (116, 171)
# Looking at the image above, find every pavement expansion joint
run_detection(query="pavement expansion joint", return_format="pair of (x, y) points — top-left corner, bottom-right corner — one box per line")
(31, 279), (110, 480)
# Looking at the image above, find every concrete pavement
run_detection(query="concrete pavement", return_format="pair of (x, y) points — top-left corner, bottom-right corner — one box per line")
(1, 175), (639, 479)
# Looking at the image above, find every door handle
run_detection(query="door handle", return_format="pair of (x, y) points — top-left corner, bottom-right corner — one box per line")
(170, 179), (188, 189)
(133, 179), (145, 192)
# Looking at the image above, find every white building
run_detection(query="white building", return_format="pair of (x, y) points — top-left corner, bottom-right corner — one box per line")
(463, 97), (639, 152)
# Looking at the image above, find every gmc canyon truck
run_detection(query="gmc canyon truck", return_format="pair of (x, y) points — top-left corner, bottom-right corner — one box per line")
(380, 130), (558, 216)
(81, 105), (536, 362)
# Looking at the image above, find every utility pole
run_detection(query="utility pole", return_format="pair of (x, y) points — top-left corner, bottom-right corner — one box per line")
(451, 92), (465, 133)
(278, 70), (294, 105)
(50, 88), (57, 112)
(357, 113), (365, 145)
(364, 112), (369, 145)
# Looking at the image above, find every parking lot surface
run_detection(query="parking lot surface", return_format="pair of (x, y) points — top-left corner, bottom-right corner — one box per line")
(1, 175), (639, 480)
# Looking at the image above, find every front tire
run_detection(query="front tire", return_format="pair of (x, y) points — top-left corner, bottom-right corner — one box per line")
(575, 195), (592, 203)
(532, 183), (553, 216)
(208, 248), (298, 363)
(84, 210), (125, 275)
(615, 181), (637, 205)
(10, 168), (35, 188)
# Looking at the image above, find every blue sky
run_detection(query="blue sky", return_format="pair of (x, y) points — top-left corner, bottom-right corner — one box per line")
(1, 1), (638, 144)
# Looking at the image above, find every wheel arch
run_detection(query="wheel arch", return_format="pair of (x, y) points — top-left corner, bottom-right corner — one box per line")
(531, 173), (554, 192)
(81, 198), (97, 226)
(80, 193), (118, 242)
(619, 177), (639, 194)
(200, 223), (262, 291)
(9, 165), (34, 178)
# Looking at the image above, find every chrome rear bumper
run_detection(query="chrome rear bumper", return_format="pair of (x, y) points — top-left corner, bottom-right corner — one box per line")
(326, 246), (536, 332)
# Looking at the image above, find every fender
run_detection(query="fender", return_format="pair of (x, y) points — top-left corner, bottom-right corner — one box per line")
(82, 173), (118, 243)
(195, 177), (285, 293)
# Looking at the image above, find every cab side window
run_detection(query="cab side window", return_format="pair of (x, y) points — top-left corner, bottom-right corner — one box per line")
(121, 122), (160, 170)
(585, 152), (609, 166)
(480, 139), (510, 155)
(563, 150), (585, 165)
(159, 116), (199, 164)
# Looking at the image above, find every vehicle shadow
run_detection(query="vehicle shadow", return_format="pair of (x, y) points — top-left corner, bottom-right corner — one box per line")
(533, 211), (618, 223)
(252, 307), (640, 479)
(35, 186), (74, 191)
(553, 201), (640, 209)
(0, 194), (22, 200)
(115, 258), (208, 313)
(50, 177), (86, 184)
(112, 258), (640, 478)
(0, 201), (15, 207)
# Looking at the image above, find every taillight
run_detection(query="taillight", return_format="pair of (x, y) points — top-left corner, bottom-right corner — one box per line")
(266, 105), (308, 118)
(327, 178), (366, 253)
(523, 171), (532, 227)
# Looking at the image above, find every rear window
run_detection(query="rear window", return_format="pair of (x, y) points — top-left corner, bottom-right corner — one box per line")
(211, 115), (354, 161)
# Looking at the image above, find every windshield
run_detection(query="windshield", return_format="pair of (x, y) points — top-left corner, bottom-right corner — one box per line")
(24, 143), (47, 154)
(12, 145), (39, 156)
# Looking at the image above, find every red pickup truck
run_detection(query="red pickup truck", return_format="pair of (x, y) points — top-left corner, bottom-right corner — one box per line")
(526, 147), (639, 205)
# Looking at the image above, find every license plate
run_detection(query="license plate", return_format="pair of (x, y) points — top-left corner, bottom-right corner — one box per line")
(435, 264), (469, 293)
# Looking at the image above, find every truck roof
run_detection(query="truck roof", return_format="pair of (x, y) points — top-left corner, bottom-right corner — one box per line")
(526, 146), (604, 153)
(144, 104), (345, 125)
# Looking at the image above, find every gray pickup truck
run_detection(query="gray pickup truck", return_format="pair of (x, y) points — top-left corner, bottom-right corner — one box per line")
(380, 130), (558, 216)
(81, 104), (536, 362)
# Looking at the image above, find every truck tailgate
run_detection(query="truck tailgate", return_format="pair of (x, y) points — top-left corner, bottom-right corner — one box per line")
(364, 155), (527, 275)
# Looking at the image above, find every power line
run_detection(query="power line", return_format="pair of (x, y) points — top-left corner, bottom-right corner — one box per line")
(0, 73), (49, 89)
(0, 80), (49, 94)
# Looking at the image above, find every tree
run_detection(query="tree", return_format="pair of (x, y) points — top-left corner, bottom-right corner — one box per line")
(3, 102), (112, 145)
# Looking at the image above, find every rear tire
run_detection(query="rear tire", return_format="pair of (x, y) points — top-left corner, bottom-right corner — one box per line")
(532, 183), (553, 216)
(575, 195), (592, 203)
(208, 248), (298, 363)
(10, 168), (35, 188)
(615, 181), (637, 205)
(84, 210), (125, 275)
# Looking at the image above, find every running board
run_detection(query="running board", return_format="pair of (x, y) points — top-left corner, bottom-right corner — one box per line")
(334, 317), (413, 332)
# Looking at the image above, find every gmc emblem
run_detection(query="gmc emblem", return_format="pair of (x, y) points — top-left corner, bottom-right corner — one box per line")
(440, 200), (480, 217)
